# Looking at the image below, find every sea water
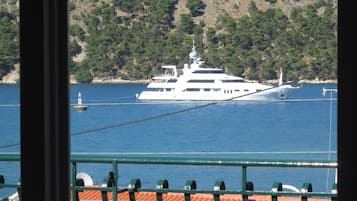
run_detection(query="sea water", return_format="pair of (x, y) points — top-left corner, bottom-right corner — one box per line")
(0, 83), (337, 198)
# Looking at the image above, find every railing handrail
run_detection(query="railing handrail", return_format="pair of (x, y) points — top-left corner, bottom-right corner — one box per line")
(0, 153), (337, 168)
(0, 152), (338, 201)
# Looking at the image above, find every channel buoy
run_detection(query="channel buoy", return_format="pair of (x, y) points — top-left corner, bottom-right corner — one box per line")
(73, 91), (88, 111)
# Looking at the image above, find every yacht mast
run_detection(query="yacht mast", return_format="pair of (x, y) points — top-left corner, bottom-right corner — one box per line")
(278, 68), (283, 86)
(189, 40), (198, 65)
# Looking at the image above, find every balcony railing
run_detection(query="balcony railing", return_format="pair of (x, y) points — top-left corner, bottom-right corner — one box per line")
(0, 153), (338, 201)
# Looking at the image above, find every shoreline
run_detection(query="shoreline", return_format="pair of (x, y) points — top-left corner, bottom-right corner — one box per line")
(0, 69), (338, 85)
(0, 79), (338, 85)
(0, 73), (337, 85)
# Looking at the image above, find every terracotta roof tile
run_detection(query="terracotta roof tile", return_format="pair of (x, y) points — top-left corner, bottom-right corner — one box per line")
(77, 189), (330, 201)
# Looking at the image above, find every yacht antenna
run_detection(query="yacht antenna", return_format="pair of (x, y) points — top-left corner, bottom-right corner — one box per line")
(322, 87), (337, 191)
(278, 68), (283, 86)
(189, 40), (198, 64)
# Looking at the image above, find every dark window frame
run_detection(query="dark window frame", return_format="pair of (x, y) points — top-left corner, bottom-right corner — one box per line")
(17, 1), (353, 200)
(20, 1), (69, 201)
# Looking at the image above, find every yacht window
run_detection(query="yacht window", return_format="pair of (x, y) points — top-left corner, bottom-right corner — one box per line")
(222, 80), (245, 83)
(235, 89), (240, 92)
(192, 70), (224, 74)
(186, 88), (200, 92)
(188, 80), (215, 83)
(244, 89), (249, 92)
(204, 88), (210, 92)
(167, 79), (177, 83)
(256, 89), (262, 92)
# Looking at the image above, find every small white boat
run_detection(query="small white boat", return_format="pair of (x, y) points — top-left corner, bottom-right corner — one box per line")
(73, 92), (88, 111)
(136, 41), (300, 101)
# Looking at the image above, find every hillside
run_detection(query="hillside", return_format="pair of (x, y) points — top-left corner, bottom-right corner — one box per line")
(186, 0), (314, 34)
(0, 0), (337, 84)
(69, 0), (318, 50)
(172, 0), (319, 46)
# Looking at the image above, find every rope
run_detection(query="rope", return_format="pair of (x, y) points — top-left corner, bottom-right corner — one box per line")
(0, 143), (21, 149)
(71, 101), (216, 136)
(71, 86), (281, 136)
(0, 85), (284, 149)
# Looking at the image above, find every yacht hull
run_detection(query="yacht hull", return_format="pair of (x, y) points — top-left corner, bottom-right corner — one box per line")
(137, 85), (300, 101)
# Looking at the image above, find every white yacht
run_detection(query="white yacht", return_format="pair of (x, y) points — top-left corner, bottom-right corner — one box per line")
(136, 42), (300, 101)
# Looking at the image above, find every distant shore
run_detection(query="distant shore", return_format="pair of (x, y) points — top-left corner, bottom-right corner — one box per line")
(0, 77), (337, 85)
(0, 71), (337, 85)
(73, 77), (337, 85)
(0, 67), (338, 84)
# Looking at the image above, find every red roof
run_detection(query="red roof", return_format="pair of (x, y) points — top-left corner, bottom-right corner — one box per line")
(77, 190), (330, 201)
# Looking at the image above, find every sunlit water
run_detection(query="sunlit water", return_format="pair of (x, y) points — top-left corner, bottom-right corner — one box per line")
(0, 83), (337, 198)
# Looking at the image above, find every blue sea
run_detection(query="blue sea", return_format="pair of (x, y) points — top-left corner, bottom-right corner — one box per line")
(0, 83), (337, 198)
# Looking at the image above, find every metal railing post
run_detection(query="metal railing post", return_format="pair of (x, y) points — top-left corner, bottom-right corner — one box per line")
(112, 160), (118, 201)
(156, 179), (169, 201)
(184, 192), (191, 201)
(156, 193), (163, 201)
(331, 183), (337, 201)
(301, 183), (312, 201)
(242, 166), (247, 191)
(128, 178), (141, 201)
(102, 171), (115, 201)
(72, 162), (78, 201)
(242, 181), (254, 201)
(128, 190), (136, 201)
(271, 182), (283, 201)
(17, 178), (22, 201)
(242, 166), (248, 201)
(184, 180), (196, 201)
(101, 190), (108, 201)
(213, 180), (225, 201)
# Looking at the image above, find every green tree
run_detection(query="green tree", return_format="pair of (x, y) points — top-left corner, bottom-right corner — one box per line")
(206, 27), (217, 44)
(186, 0), (206, 17)
(0, 11), (18, 78)
(178, 14), (195, 34)
(73, 59), (93, 83)
(112, 0), (143, 13)
(143, 0), (177, 31)
(70, 24), (86, 41)
(83, 3), (123, 78)
(69, 39), (82, 58)
(216, 12), (236, 33)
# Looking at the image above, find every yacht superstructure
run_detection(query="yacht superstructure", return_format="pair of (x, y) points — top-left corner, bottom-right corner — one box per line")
(136, 42), (300, 101)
